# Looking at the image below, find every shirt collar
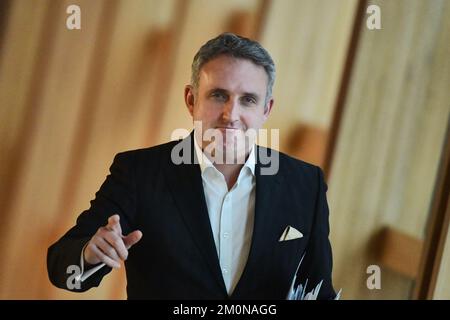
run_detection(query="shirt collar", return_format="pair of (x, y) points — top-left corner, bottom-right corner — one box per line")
(193, 131), (256, 177)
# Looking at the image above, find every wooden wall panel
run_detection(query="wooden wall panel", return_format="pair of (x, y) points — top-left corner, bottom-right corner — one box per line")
(328, 0), (450, 299)
(0, 0), (106, 299)
(434, 222), (450, 299)
(0, 0), (50, 252)
(261, 0), (358, 153)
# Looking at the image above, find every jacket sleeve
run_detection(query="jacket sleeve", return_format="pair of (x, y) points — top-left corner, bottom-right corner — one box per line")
(295, 166), (336, 300)
(47, 152), (136, 292)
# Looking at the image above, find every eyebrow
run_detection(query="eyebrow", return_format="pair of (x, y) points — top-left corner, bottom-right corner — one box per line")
(207, 88), (228, 96)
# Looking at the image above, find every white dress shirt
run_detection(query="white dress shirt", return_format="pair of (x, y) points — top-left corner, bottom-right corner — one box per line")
(193, 136), (256, 295)
(79, 136), (257, 296)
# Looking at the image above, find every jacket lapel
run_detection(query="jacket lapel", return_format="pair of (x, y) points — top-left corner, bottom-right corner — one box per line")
(231, 146), (285, 297)
(164, 134), (227, 295)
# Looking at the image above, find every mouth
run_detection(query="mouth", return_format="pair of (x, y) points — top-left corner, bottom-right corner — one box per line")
(215, 127), (241, 130)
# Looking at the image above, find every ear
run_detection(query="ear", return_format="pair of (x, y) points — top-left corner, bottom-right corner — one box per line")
(184, 85), (196, 117)
(263, 97), (274, 120)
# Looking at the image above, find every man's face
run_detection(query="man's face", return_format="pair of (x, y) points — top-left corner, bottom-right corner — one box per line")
(185, 55), (274, 161)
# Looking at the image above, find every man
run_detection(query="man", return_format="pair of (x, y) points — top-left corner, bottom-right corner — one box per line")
(47, 33), (336, 299)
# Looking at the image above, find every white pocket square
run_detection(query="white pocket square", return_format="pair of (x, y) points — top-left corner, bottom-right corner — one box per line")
(279, 225), (303, 241)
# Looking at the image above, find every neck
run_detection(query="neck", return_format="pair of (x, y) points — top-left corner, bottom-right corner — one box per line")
(194, 134), (253, 190)
(214, 163), (244, 191)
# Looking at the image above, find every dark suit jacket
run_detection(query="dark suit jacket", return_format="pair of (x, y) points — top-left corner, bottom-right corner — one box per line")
(47, 133), (336, 299)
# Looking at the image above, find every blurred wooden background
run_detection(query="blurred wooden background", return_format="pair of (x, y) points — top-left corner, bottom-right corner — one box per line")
(0, 0), (448, 299)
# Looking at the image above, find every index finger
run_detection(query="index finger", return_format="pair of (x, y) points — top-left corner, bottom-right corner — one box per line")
(106, 214), (122, 235)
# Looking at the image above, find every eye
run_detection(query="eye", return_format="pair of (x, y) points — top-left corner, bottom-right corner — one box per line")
(211, 92), (227, 102)
(241, 96), (257, 105)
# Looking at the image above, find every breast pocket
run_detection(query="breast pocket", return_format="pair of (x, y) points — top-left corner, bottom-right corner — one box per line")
(275, 233), (309, 268)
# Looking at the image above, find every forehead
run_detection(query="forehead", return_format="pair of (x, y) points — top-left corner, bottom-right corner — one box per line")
(198, 55), (268, 94)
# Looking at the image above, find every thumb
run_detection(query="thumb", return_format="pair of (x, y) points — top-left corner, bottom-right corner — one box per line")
(123, 230), (143, 249)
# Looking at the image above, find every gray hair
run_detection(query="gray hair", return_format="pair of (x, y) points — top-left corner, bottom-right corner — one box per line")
(191, 32), (276, 105)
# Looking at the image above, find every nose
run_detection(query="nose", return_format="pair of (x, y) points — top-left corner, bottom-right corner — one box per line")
(222, 98), (239, 123)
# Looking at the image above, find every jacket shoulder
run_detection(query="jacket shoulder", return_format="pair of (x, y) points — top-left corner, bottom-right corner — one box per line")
(259, 146), (320, 173)
(114, 140), (179, 163)
(279, 150), (319, 172)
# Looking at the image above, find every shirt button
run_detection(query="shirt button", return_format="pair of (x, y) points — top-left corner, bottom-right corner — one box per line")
(222, 268), (228, 274)
(223, 232), (229, 238)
